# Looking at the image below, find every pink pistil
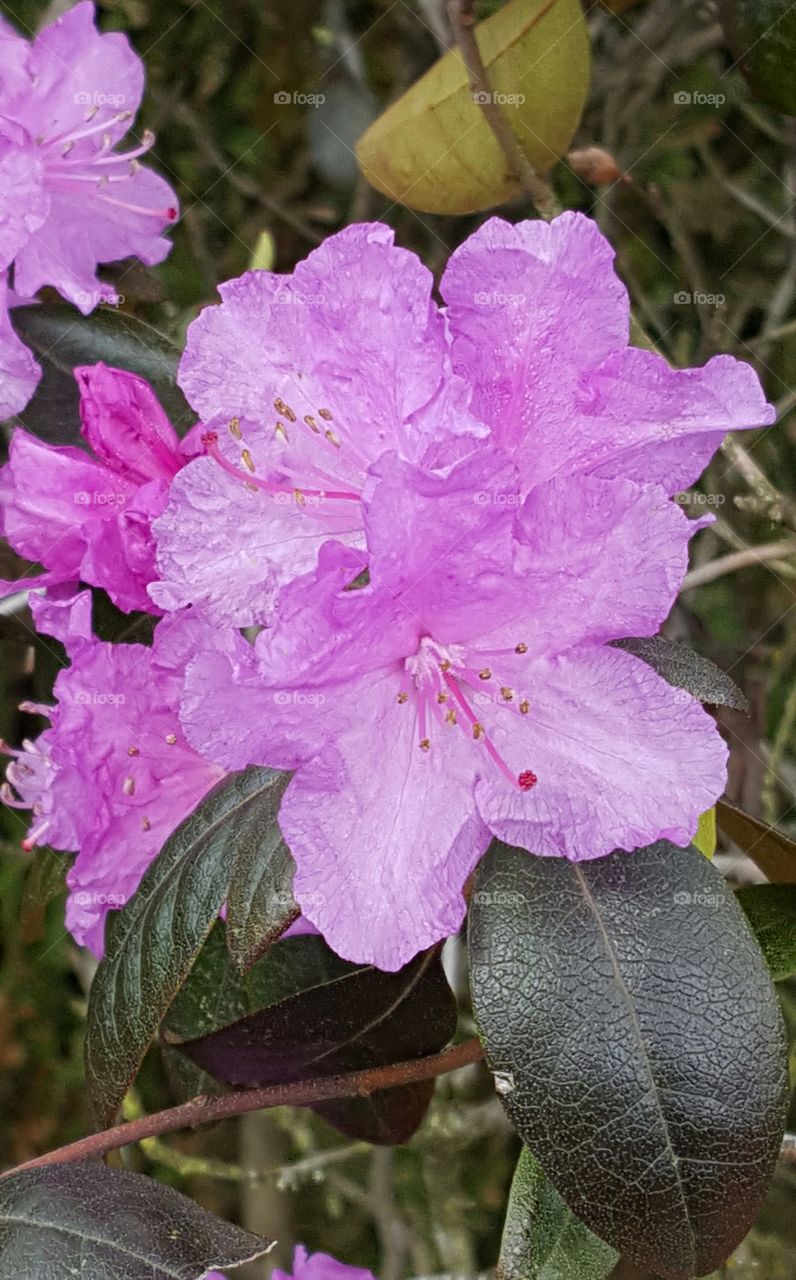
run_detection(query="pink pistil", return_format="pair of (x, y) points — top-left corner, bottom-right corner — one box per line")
(202, 431), (360, 503)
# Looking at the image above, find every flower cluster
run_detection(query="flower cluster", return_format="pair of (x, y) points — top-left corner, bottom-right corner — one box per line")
(0, 3), (178, 418)
(1, 208), (775, 968)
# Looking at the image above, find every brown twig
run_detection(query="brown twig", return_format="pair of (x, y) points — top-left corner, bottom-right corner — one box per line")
(680, 538), (796, 591)
(447, 0), (561, 220)
(2, 1039), (484, 1178)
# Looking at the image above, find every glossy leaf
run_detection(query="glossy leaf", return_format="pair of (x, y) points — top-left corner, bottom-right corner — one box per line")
(355, 0), (588, 214)
(612, 637), (747, 710)
(10, 303), (194, 445)
(716, 800), (796, 883)
(171, 941), (458, 1144)
(85, 767), (287, 1128)
(469, 840), (788, 1279)
(737, 884), (796, 981)
(498, 1146), (617, 1280)
(225, 770), (298, 972)
(0, 1163), (272, 1279)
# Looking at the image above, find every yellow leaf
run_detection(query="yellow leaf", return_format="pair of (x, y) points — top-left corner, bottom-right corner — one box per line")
(248, 230), (276, 273)
(693, 808), (716, 859)
(355, 0), (589, 215)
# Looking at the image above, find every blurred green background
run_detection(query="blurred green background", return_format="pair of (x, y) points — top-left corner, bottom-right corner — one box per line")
(1, 0), (795, 1275)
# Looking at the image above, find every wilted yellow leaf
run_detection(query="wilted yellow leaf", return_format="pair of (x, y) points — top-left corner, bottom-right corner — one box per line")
(356, 0), (589, 215)
(693, 808), (717, 859)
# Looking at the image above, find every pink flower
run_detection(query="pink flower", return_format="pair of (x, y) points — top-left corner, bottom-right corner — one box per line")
(179, 449), (728, 971)
(1, 363), (189, 613)
(273, 1245), (375, 1280)
(1, 591), (224, 955)
(152, 213), (773, 626)
(0, 2), (178, 415)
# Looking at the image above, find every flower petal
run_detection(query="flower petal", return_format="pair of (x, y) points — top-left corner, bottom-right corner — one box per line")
(179, 223), (449, 471)
(474, 644), (727, 859)
(76, 362), (182, 483)
(281, 669), (490, 969)
(0, 274), (41, 419)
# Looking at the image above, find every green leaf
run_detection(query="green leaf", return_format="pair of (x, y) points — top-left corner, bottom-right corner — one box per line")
(0, 1163), (272, 1279)
(356, 0), (588, 214)
(225, 770), (298, 972)
(498, 1146), (617, 1280)
(720, 0), (796, 114)
(716, 800), (796, 883)
(611, 637), (748, 710)
(170, 940), (458, 1145)
(736, 884), (796, 981)
(10, 303), (195, 444)
(468, 840), (788, 1279)
(85, 767), (287, 1128)
(161, 926), (351, 1102)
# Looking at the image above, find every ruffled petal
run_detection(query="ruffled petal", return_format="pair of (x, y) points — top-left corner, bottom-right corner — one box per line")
(474, 644), (727, 859)
(280, 668), (490, 969)
(0, 274), (41, 419)
(179, 224), (449, 473)
(76, 363), (181, 482)
(150, 424), (364, 626)
(0, 132), (48, 270)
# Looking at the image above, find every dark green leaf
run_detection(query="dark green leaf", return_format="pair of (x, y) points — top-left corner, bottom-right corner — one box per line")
(0, 1163), (271, 1279)
(85, 767), (287, 1128)
(736, 884), (796, 981)
(498, 1146), (617, 1280)
(162, 927), (351, 1102)
(225, 771), (298, 972)
(612, 637), (747, 710)
(716, 800), (796, 883)
(720, 0), (796, 114)
(469, 840), (788, 1280)
(171, 941), (457, 1145)
(10, 303), (194, 444)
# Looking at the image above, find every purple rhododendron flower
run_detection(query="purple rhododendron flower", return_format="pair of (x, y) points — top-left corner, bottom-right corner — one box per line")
(150, 222), (485, 624)
(204, 1245), (374, 1280)
(0, 2), (178, 416)
(151, 213), (772, 626)
(179, 447), (729, 971)
(1, 363), (190, 613)
(272, 1245), (375, 1280)
(1, 591), (224, 955)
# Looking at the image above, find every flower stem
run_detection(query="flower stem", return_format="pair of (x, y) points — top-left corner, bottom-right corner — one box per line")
(1, 1038), (485, 1177)
(448, 0), (561, 220)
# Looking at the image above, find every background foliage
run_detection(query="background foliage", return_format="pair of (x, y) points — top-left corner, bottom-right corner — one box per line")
(1, 0), (795, 1274)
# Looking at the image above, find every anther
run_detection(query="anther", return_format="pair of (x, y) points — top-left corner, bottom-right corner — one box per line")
(318, 408), (333, 420)
(445, 710), (458, 725)
(325, 428), (341, 448)
(397, 692), (409, 704)
(473, 723), (484, 740)
(275, 422), (289, 441)
(122, 775), (136, 796)
(304, 414), (320, 432)
(241, 449), (256, 473)
(419, 738), (431, 752)
(274, 398), (297, 423)
(515, 642), (528, 654)
(500, 687), (514, 701)
(519, 700), (530, 715)
(127, 745), (140, 756)
(141, 816), (152, 831)
(229, 417), (242, 439)
(436, 692), (448, 704)
(478, 668), (492, 681)
(165, 733), (177, 745)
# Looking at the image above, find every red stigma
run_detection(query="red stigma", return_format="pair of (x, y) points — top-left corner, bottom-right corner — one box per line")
(518, 770), (537, 791)
(166, 207), (178, 221)
(201, 430), (219, 448)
